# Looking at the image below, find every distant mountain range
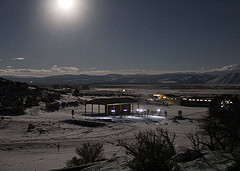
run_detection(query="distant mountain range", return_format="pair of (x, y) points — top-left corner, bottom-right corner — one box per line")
(2, 64), (240, 85)
(2, 72), (240, 85)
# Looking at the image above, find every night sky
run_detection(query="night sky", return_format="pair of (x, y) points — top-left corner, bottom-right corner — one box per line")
(0, 0), (239, 76)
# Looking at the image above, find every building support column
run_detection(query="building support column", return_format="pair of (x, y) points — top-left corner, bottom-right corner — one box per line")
(131, 103), (134, 114)
(105, 105), (108, 116)
(98, 105), (100, 114)
(120, 105), (122, 117)
(91, 104), (93, 116)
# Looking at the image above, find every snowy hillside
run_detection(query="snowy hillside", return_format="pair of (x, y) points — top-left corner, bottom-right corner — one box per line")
(208, 73), (240, 84)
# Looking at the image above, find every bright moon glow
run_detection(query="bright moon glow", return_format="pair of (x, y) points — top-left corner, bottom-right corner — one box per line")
(43, 0), (89, 27)
(57, 0), (74, 11)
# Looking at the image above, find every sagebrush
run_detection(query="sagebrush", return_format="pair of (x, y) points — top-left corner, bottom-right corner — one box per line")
(119, 127), (179, 171)
(66, 142), (104, 167)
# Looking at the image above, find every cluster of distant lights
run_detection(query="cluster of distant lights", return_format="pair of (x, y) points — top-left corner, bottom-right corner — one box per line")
(153, 94), (212, 102)
(111, 109), (128, 113)
(137, 109), (161, 113)
(110, 108), (158, 114)
(161, 96), (178, 101)
(136, 109), (146, 113)
(153, 95), (177, 101)
(221, 100), (233, 108)
(182, 98), (211, 102)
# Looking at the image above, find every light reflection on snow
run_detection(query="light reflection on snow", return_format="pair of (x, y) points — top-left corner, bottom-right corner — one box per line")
(94, 115), (166, 123)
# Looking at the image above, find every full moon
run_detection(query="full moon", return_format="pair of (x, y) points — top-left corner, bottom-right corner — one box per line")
(42, 0), (89, 27)
(57, 0), (74, 11)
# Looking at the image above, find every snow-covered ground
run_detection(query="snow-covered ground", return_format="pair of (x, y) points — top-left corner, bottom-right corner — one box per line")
(0, 87), (237, 171)
(94, 115), (167, 123)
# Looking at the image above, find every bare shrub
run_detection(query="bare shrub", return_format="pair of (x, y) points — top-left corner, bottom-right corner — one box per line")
(45, 102), (60, 112)
(227, 147), (240, 171)
(66, 142), (104, 167)
(118, 127), (179, 171)
(186, 95), (240, 170)
(186, 115), (236, 153)
(208, 95), (240, 151)
(199, 116), (228, 151)
(186, 132), (204, 153)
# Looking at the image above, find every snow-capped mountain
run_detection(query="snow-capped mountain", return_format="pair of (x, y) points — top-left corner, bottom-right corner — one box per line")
(214, 64), (240, 71)
(207, 64), (240, 76)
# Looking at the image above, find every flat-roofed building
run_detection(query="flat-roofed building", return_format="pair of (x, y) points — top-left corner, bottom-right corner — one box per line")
(85, 97), (139, 116)
(181, 96), (213, 107)
(153, 94), (181, 105)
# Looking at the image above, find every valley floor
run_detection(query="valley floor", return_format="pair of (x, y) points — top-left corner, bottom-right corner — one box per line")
(1, 86), (238, 171)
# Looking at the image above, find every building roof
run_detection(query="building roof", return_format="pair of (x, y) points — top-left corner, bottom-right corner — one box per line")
(87, 97), (139, 105)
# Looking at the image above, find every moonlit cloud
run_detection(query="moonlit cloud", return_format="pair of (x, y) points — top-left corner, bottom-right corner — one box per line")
(13, 57), (25, 61)
(0, 65), (81, 77)
(0, 66), (206, 77)
(51, 65), (79, 72)
(0, 59), (2, 62)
